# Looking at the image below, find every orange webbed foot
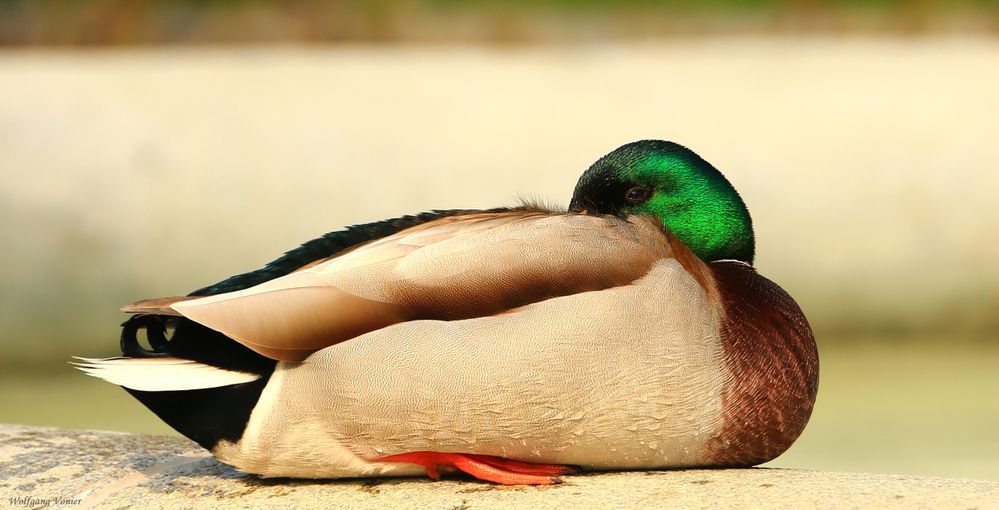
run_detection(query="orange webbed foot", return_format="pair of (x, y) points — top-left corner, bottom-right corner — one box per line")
(375, 451), (574, 485)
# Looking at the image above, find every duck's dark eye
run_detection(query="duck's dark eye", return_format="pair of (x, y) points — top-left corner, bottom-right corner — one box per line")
(624, 186), (651, 204)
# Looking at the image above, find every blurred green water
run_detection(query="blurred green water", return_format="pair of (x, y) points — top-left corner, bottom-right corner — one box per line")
(2, 339), (996, 480)
(769, 340), (999, 480)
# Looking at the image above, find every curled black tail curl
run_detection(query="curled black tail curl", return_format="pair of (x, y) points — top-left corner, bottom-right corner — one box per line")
(120, 315), (173, 358)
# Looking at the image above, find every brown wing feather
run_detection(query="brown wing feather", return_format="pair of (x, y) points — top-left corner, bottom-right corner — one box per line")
(168, 211), (675, 361)
(121, 296), (195, 316)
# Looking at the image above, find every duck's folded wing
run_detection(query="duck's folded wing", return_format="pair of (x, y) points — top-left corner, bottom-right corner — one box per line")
(140, 211), (675, 361)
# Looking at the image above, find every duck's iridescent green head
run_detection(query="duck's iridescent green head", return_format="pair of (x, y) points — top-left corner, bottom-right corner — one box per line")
(569, 140), (755, 264)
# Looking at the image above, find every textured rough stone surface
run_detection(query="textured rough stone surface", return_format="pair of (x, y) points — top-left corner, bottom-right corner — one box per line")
(1, 424), (997, 509)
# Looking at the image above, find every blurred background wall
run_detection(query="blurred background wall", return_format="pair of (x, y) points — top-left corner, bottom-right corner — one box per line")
(0, 0), (996, 480)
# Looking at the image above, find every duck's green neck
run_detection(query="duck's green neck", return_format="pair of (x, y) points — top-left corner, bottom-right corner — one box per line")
(570, 140), (755, 264)
(626, 149), (754, 263)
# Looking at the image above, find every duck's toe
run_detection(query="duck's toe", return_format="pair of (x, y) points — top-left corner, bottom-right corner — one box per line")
(375, 451), (570, 485)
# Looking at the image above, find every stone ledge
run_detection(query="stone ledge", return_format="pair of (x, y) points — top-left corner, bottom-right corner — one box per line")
(1, 424), (996, 510)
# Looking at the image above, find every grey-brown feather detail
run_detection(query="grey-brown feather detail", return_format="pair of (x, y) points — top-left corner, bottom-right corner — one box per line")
(170, 211), (677, 362)
(705, 261), (819, 466)
(121, 296), (194, 316)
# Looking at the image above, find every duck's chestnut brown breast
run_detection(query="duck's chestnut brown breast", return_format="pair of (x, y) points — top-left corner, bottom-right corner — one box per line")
(705, 261), (819, 466)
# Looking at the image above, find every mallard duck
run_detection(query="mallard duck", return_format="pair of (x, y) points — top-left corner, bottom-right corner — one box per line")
(75, 140), (818, 485)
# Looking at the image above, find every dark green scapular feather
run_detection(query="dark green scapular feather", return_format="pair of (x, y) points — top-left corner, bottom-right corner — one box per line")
(187, 208), (505, 297)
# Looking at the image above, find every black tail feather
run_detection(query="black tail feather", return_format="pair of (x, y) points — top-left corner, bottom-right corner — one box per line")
(120, 315), (170, 358)
(118, 314), (275, 451)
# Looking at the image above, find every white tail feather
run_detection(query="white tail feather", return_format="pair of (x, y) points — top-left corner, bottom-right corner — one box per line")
(71, 356), (260, 391)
